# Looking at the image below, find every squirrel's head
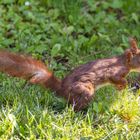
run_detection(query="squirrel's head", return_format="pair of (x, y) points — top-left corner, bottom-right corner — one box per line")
(127, 38), (140, 71)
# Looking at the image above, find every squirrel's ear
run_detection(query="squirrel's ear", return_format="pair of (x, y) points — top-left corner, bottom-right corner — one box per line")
(125, 49), (133, 65)
(129, 37), (138, 55)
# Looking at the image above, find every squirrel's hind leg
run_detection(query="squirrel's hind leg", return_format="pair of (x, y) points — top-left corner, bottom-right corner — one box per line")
(69, 81), (95, 111)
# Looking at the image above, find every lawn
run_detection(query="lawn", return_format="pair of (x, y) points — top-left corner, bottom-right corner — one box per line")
(0, 0), (140, 139)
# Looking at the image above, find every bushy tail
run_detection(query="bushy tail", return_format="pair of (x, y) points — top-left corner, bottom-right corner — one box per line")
(0, 50), (61, 92)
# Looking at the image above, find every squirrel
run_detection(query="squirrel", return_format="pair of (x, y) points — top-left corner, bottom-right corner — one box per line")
(0, 38), (139, 111)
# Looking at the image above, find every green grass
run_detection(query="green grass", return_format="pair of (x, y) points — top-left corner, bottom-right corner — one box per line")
(0, 0), (140, 139)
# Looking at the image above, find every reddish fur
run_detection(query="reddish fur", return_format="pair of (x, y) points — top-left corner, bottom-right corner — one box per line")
(0, 51), (60, 89)
(0, 38), (139, 111)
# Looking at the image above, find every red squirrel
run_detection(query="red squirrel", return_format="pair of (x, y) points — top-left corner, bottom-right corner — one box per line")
(0, 38), (139, 111)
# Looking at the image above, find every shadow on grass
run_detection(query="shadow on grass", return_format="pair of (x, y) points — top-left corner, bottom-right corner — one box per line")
(0, 75), (122, 116)
(48, 85), (119, 115)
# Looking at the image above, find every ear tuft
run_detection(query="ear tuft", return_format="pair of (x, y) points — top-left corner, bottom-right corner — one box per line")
(124, 49), (133, 65)
(129, 37), (138, 55)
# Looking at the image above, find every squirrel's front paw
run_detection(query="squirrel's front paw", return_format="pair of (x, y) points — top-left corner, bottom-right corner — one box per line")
(110, 77), (127, 90)
(116, 84), (126, 90)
